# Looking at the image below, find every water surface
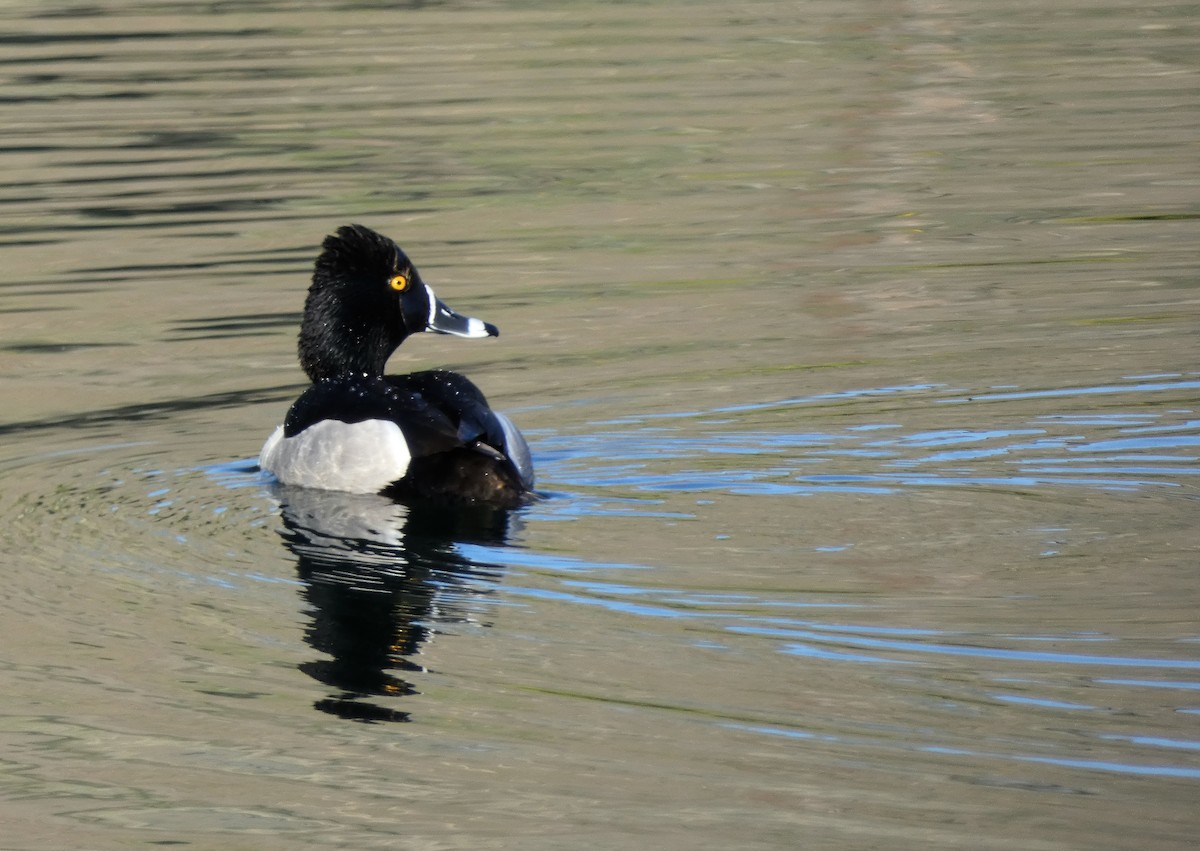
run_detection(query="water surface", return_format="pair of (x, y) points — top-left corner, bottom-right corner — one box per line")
(1, 1), (1198, 848)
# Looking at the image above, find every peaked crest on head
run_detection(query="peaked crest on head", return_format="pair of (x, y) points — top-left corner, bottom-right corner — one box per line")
(314, 224), (408, 286)
(294, 224), (496, 385)
(299, 224), (415, 382)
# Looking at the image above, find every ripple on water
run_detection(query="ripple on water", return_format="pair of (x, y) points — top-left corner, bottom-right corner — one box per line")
(536, 374), (1200, 501)
(2, 372), (1197, 796)
(499, 374), (1200, 783)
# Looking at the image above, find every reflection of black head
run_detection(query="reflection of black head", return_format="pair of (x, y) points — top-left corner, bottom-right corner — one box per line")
(274, 486), (514, 723)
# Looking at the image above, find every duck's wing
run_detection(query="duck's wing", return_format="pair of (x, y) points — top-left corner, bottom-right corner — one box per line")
(284, 376), (464, 458)
(386, 370), (534, 489)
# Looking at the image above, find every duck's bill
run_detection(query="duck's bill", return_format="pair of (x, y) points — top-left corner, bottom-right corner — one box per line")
(426, 287), (498, 339)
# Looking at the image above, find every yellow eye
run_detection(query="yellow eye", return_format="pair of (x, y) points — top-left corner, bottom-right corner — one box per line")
(388, 274), (409, 292)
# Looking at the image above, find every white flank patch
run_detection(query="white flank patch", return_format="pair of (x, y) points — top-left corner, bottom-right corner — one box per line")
(259, 419), (411, 494)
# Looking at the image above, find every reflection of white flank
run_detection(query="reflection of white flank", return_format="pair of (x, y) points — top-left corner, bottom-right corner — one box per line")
(260, 419), (410, 494)
(276, 487), (410, 552)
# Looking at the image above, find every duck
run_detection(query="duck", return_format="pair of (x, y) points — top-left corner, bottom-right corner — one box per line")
(260, 224), (534, 508)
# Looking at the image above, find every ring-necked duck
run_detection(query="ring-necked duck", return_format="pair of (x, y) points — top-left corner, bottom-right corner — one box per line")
(260, 224), (534, 508)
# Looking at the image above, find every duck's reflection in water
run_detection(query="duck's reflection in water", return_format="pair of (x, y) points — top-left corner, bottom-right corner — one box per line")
(271, 486), (515, 722)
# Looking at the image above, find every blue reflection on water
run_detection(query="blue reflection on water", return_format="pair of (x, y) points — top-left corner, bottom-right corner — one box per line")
(991, 694), (1097, 710)
(730, 625), (1200, 668)
(928, 747), (1200, 779)
(937, 378), (1200, 404)
(722, 724), (1200, 779)
(536, 375), (1199, 500)
(1101, 734), (1200, 752)
(198, 373), (1199, 775)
